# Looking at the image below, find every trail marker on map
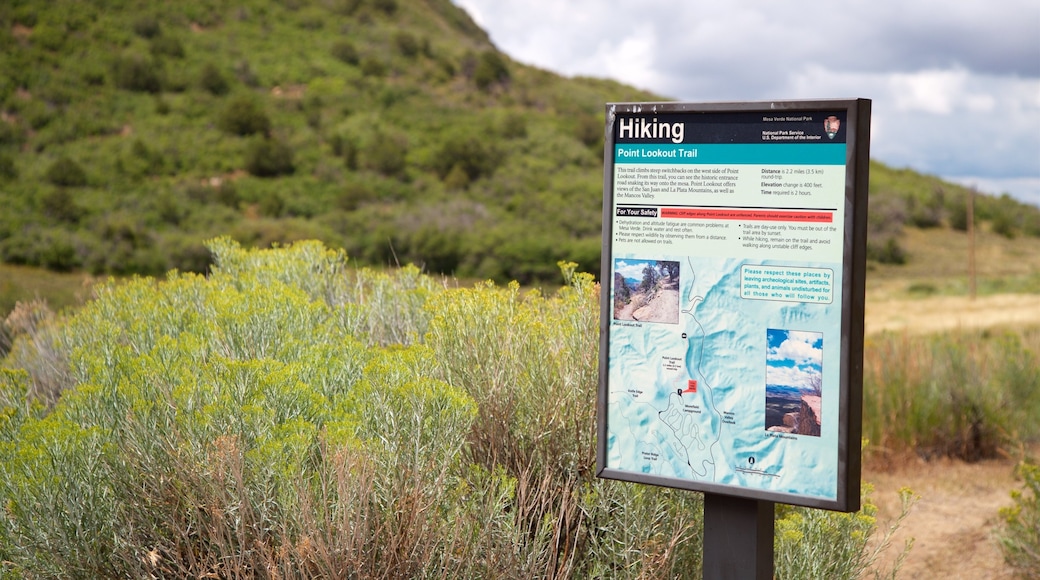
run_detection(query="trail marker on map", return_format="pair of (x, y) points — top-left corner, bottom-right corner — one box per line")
(597, 99), (871, 578)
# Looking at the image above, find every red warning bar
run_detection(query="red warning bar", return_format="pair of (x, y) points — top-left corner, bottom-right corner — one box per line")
(660, 208), (833, 223)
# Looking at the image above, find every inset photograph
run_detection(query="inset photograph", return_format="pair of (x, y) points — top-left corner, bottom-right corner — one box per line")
(612, 259), (680, 324)
(764, 329), (822, 436)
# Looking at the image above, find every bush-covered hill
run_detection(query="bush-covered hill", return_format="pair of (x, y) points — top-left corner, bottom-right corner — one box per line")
(0, 0), (655, 283)
(1, 0), (1038, 284)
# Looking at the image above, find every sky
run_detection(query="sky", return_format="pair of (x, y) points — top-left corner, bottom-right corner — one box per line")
(766, 329), (823, 391)
(453, 0), (1040, 207)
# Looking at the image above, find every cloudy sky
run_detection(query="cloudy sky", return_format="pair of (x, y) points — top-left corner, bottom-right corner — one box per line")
(454, 0), (1040, 207)
(766, 329), (823, 391)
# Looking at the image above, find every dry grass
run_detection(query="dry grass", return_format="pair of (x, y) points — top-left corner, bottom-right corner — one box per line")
(866, 226), (1040, 299)
(865, 293), (1040, 336)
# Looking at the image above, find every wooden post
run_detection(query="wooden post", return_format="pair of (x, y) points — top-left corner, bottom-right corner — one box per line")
(968, 188), (976, 300)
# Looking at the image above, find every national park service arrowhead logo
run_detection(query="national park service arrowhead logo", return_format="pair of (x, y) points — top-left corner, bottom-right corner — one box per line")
(824, 115), (841, 139)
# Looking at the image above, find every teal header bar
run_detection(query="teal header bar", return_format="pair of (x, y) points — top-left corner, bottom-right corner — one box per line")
(615, 143), (847, 165)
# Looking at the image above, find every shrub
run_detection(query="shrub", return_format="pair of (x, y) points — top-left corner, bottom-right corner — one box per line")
(775, 485), (917, 579)
(362, 132), (407, 178)
(4, 228), (85, 273)
(998, 461), (1040, 577)
(112, 54), (164, 93)
(574, 113), (603, 148)
(44, 156), (88, 187)
(947, 196), (972, 231)
(372, 0), (397, 15)
(394, 31), (420, 58)
(82, 65), (106, 86)
(218, 95), (271, 136)
(500, 112), (528, 139)
(433, 131), (500, 182)
(442, 163), (469, 190)
(0, 153), (17, 181)
(330, 39), (359, 65)
(991, 211), (1018, 239)
(199, 62), (230, 95)
(132, 15), (162, 39)
(862, 328), (1040, 460)
(40, 236), (81, 272)
(235, 60), (261, 87)
(866, 237), (907, 265)
(330, 134), (359, 170)
(330, 0), (363, 15)
(165, 237), (214, 274)
(296, 8), (325, 30)
(0, 121), (26, 147)
(245, 137), (295, 177)
(0, 241), (919, 577)
(906, 189), (945, 228)
(40, 188), (81, 223)
(473, 50), (510, 91)
(335, 181), (374, 211)
(359, 57), (386, 77)
(149, 35), (185, 59)
(31, 24), (66, 52)
(866, 195), (908, 265)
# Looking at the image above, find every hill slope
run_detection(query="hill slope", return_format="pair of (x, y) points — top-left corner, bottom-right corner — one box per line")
(0, 0), (656, 282)
(0, 0), (1037, 284)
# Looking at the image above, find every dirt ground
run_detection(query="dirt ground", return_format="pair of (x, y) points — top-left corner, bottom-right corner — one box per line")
(862, 292), (1038, 579)
(615, 276), (680, 323)
(864, 293), (1040, 335)
(865, 454), (1022, 579)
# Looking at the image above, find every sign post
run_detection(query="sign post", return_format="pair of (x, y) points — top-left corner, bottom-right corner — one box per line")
(703, 495), (773, 579)
(597, 99), (871, 576)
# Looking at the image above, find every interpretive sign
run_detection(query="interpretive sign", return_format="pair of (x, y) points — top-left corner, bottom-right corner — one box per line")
(597, 99), (870, 511)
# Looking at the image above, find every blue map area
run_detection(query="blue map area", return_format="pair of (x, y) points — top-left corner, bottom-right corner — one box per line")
(606, 256), (841, 500)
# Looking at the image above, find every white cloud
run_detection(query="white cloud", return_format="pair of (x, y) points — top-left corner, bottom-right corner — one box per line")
(766, 364), (821, 391)
(614, 260), (648, 281)
(948, 176), (1040, 207)
(451, 0), (1040, 206)
(768, 332), (823, 367)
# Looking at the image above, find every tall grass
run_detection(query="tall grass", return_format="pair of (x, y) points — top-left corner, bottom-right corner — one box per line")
(862, 327), (1040, 461)
(1, 239), (913, 578)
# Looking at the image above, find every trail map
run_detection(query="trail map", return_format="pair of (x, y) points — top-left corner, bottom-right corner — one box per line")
(599, 103), (869, 508)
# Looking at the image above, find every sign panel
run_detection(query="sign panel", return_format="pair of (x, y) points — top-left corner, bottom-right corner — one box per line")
(597, 100), (870, 511)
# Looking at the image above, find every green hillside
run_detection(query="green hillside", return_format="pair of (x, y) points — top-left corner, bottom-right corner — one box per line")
(0, 0), (655, 283)
(1, 0), (1038, 285)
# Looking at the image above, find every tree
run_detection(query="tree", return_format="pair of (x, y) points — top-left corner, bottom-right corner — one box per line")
(639, 263), (660, 292)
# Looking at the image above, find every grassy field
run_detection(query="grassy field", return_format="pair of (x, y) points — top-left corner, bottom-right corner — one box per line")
(0, 263), (98, 314)
(865, 225), (1040, 299)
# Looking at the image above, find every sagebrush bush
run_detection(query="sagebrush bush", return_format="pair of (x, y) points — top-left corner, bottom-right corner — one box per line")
(998, 461), (1040, 578)
(775, 485), (917, 580)
(0, 240), (914, 578)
